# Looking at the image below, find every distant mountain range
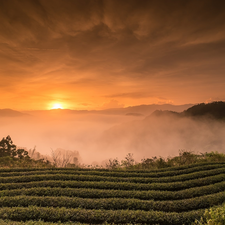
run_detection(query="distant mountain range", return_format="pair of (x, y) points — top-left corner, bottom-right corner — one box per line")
(22, 103), (193, 117)
(1, 102), (224, 118)
(0, 109), (29, 117)
(99, 104), (193, 116)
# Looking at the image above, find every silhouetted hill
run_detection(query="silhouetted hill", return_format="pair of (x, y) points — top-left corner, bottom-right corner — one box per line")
(146, 102), (225, 120)
(150, 110), (180, 117)
(183, 101), (225, 119)
(0, 109), (29, 117)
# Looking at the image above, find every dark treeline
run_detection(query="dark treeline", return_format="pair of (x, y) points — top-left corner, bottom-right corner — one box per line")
(183, 101), (225, 119)
(152, 101), (225, 120)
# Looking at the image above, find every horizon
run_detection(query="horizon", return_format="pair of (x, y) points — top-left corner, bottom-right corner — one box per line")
(1, 102), (195, 112)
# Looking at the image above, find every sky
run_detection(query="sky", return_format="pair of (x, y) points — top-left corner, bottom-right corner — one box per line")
(0, 0), (225, 110)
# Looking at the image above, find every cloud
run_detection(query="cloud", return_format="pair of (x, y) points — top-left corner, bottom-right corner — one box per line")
(104, 92), (153, 99)
(100, 99), (125, 109)
(0, 0), (225, 109)
(205, 97), (225, 104)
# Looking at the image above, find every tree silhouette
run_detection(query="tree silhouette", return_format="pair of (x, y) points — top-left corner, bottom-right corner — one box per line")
(0, 135), (29, 159)
(0, 135), (17, 157)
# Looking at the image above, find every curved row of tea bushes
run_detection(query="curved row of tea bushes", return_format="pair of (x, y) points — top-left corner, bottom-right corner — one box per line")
(0, 191), (224, 212)
(0, 162), (225, 178)
(1, 181), (225, 201)
(0, 161), (224, 174)
(0, 162), (225, 224)
(0, 174), (224, 192)
(0, 206), (205, 225)
(1, 166), (225, 184)
(0, 220), (89, 225)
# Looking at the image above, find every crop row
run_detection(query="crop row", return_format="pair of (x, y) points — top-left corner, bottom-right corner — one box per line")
(1, 165), (225, 181)
(0, 220), (88, 225)
(0, 161), (225, 174)
(0, 167), (225, 184)
(0, 164), (225, 179)
(0, 206), (204, 224)
(0, 174), (224, 192)
(0, 191), (224, 212)
(1, 181), (224, 201)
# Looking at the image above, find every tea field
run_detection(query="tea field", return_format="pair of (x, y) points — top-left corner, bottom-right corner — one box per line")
(0, 162), (225, 224)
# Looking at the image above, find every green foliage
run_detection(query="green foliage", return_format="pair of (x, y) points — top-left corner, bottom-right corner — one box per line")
(0, 166), (225, 188)
(104, 150), (225, 170)
(1, 164), (225, 183)
(136, 150), (225, 170)
(203, 151), (225, 162)
(192, 203), (225, 225)
(0, 206), (205, 224)
(0, 173), (224, 192)
(0, 220), (88, 225)
(1, 180), (225, 201)
(121, 153), (135, 167)
(0, 162), (225, 224)
(0, 136), (17, 158)
(0, 191), (224, 212)
(105, 158), (120, 169)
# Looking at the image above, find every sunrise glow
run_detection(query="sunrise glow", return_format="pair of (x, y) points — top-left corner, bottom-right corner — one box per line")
(51, 103), (63, 109)
(0, 0), (225, 111)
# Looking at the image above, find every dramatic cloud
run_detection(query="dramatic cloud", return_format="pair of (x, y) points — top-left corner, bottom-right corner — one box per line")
(0, 0), (225, 109)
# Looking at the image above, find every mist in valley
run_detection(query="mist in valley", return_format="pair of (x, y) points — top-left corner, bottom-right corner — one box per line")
(98, 112), (225, 163)
(0, 108), (225, 165)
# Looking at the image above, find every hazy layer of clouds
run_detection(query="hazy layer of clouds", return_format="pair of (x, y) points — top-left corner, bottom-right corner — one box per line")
(97, 113), (225, 162)
(1, 111), (225, 164)
(0, 0), (225, 109)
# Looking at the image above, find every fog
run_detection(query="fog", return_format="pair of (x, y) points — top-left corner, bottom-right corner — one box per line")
(1, 110), (225, 165)
(0, 112), (136, 164)
(98, 112), (225, 162)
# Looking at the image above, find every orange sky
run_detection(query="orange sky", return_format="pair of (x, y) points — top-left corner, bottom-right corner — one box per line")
(0, 0), (225, 110)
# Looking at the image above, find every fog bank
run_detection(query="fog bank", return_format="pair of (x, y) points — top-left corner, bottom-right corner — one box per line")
(0, 111), (225, 164)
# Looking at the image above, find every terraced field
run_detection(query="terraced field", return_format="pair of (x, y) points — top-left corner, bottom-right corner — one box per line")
(0, 162), (225, 224)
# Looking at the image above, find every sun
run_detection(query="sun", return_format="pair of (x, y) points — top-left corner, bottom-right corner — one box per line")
(51, 103), (63, 109)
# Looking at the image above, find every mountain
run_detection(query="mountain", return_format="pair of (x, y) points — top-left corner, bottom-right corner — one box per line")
(144, 101), (225, 120)
(99, 104), (193, 116)
(183, 101), (225, 119)
(0, 109), (29, 117)
(24, 104), (193, 117)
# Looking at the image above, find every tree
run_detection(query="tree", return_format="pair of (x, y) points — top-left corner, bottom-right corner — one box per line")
(121, 153), (135, 167)
(0, 135), (17, 157)
(51, 148), (80, 167)
(0, 135), (30, 159)
(106, 158), (120, 169)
